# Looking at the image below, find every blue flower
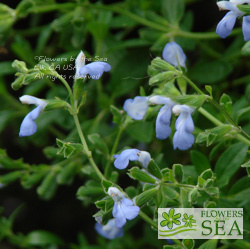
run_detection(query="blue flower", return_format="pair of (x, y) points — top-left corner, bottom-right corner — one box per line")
(215, 1), (250, 40)
(95, 219), (124, 240)
(149, 96), (176, 140)
(123, 96), (149, 120)
(78, 61), (111, 80)
(108, 187), (140, 228)
(162, 42), (186, 68)
(243, 16), (250, 41)
(172, 105), (195, 151)
(19, 95), (47, 137)
(114, 149), (151, 169)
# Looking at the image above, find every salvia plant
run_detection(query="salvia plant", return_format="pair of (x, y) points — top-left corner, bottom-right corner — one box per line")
(0, 0), (250, 249)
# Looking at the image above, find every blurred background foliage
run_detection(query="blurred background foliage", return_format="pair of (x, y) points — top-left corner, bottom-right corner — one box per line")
(0, 0), (249, 248)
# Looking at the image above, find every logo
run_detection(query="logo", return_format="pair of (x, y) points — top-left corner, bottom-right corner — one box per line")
(158, 208), (243, 239)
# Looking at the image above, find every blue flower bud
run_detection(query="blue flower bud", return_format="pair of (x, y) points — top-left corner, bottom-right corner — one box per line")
(162, 42), (186, 68)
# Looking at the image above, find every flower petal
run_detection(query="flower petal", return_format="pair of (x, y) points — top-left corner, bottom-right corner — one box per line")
(162, 42), (186, 68)
(149, 96), (174, 105)
(79, 62), (111, 80)
(75, 51), (85, 77)
(243, 16), (250, 41)
(155, 105), (172, 140)
(123, 96), (149, 120)
(114, 149), (140, 169)
(19, 106), (43, 137)
(138, 151), (151, 168)
(121, 197), (140, 220)
(216, 11), (238, 38)
(95, 219), (124, 240)
(173, 128), (195, 151)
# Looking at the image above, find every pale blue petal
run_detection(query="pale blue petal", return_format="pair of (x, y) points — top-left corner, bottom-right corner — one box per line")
(155, 105), (172, 140)
(173, 111), (195, 150)
(114, 149), (140, 169)
(19, 106), (43, 137)
(113, 203), (127, 228)
(216, 11), (237, 38)
(162, 42), (186, 68)
(217, 1), (242, 12)
(149, 95), (175, 106)
(79, 62), (111, 80)
(138, 151), (151, 168)
(95, 219), (123, 240)
(243, 16), (250, 41)
(123, 96), (149, 120)
(121, 197), (140, 220)
(173, 129), (194, 151)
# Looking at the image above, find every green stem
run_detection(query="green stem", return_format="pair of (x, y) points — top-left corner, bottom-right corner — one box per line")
(73, 114), (105, 181)
(139, 211), (182, 247)
(58, 76), (105, 180)
(30, 3), (75, 13)
(104, 126), (124, 178)
(182, 75), (205, 95)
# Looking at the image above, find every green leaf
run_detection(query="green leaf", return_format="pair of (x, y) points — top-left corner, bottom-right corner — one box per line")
(242, 41), (250, 55)
(220, 93), (232, 116)
(110, 105), (123, 125)
(149, 71), (175, 85)
(56, 139), (83, 158)
(88, 133), (109, 155)
(173, 164), (183, 183)
(204, 201), (216, 208)
(26, 230), (64, 246)
(147, 160), (162, 179)
(198, 239), (218, 249)
(0, 61), (16, 75)
(127, 121), (154, 143)
(21, 170), (47, 189)
(0, 171), (22, 185)
(128, 167), (157, 184)
(189, 60), (233, 84)
(161, 0), (185, 24)
(196, 125), (233, 146)
(188, 188), (198, 204)
(204, 187), (219, 197)
(190, 150), (211, 175)
(150, 57), (176, 72)
(237, 4), (250, 15)
(205, 85), (212, 97)
(44, 99), (70, 112)
(180, 188), (191, 208)
(37, 172), (57, 200)
(200, 169), (213, 181)
(101, 179), (113, 193)
(214, 143), (248, 188)
(135, 188), (158, 206)
(171, 94), (206, 108)
(161, 185), (179, 199)
(57, 163), (77, 185)
(182, 236), (195, 249)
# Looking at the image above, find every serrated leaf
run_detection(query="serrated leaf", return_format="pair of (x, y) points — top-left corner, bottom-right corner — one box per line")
(128, 167), (157, 184)
(173, 164), (183, 183)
